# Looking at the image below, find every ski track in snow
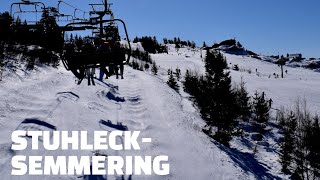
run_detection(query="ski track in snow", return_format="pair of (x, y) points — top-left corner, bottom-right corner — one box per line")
(0, 62), (251, 179)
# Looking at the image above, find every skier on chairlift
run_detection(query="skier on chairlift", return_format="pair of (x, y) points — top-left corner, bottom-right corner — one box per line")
(82, 40), (96, 85)
(98, 39), (111, 80)
(113, 41), (125, 79)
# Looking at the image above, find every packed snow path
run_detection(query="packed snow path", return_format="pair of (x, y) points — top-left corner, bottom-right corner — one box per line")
(0, 65), (250, 180)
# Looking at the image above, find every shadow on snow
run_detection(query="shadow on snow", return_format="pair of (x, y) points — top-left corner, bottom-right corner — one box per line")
(214, 141), (282, 180)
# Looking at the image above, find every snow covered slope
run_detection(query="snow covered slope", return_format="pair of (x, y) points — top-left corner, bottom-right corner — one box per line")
(1, 43), (319, 180)
(153, 45), (320, 114)
(149, 44), (320, 180)
(0, 63), (250, 179)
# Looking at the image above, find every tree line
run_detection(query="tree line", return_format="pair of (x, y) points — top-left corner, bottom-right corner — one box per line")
(278, 101), (320, 179)
(181, 49), (319, 179)
(183, 50), (271, 145)
(0, 10), (63, 67)
(133, 36), (168, 54)
(163, 37), (196, 49)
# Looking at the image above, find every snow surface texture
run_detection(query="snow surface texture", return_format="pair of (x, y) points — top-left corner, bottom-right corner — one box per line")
(0, 65), (248, 178)
(1, 44), (319, 179)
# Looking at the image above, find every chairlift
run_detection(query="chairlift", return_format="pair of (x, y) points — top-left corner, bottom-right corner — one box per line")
(55, 13), (74, 22)
(10, 0), (45, 17)
(61, 18), (131, 84)
(60, 1), (131, 84)
(10, 1), (45, 31)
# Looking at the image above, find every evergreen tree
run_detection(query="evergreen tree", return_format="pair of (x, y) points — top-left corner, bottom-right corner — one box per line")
(0, 12), (14, 42)
(38, 9), (63, 52)
(70, 33), (74, 42)
(163, 38), (168, 44)
(204, 50), (237, 145)
(187, 40), (191, 47)
(252, 91), (270, 139)
(167, 69), (179, 92)
(252, 91), (270, 124)
(175, 43), (180, 52)
(175, 67), (181, 81)
(280, 111), (297, 174)
(15, 16), (21, 26)
(183, 70), (201, 96)
(203, 41), (207, 48)
(144, 63), (150, 71)
(191, 41), (196, 49)
(294, 99), (312, 180)
(234, 80), (251, 121)
(307, 116), (320, 178)
(151, 61), (158, 75)
(237, 41), (243, 48)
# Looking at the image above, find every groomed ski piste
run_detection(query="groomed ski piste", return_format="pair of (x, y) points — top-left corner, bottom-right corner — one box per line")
(1, 43), (320, 180)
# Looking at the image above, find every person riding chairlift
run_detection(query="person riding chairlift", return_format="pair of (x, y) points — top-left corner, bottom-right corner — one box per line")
(112, 41), (125, 79)
(98, 40), (111, 80)
(82, 41), (96, 86)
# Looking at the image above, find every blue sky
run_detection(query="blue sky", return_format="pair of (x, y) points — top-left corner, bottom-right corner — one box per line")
(1, 0), (320, 58)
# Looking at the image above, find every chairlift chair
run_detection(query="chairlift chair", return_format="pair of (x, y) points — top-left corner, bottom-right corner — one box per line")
(60, 0), (131, 84)
(61, 18), (131, 84)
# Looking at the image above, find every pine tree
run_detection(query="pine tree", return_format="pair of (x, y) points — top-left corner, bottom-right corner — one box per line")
(163, 38), (168, 44)
(203, 41), (207, 48)
(175, 67), (181, 81)
(234, 79), (251, 121)
(39, 9), (63, 51)
(70, 33), (74, 42)
(151, 61), (158, 75)
(204, 50), (237, 145)
(15, 16), (21, 26)
(144, 63), (150, 71)
(252, 91), (270, 124)
(280, 111), (297, 174)
(191, 41), (196, 49)
(167, 69), (179, 92)
(251, 91), (270, 140)
(307, 116), (320, 178)
(183, 70), (200, 96)
(0, 12), (14, 42)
